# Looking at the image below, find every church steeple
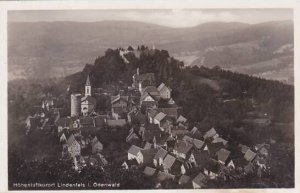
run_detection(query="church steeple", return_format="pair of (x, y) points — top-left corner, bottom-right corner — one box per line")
(86, 74), (91, 86)
(85, 74), (91, 96)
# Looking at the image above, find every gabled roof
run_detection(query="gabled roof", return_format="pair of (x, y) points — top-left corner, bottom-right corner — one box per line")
(66, 134), (77, 147)
(174, 140), (193, 155)
(128, 145), (142, 156)
(141, 149), (157, 164)
(91, 136), (99, 144)
(193, 172), (206, 186)
(216, 148), (231, 163)
(143, 86), (159, 94)
(153, 147), (168, 160)
(157, 171), (175, 181)
(193, 138), (205, 149)
(238, 144), (250, 154)
(144, 142), (152, 149)
(183, 135), (193, 143)
(158, 107), (180, 118)
(111, 95), (129, 104)
(154, 112), (167, 122)
(212, 137), (228, 146)
(163, 154), (176, 169)
(81, 95), (96, 104)
(157, 82), (172, 92)
(244, 149), (257, 162)
(140, 92), (156, 102)
(244, 162), (255, 174)
(204, 128), (217, 139)
(191, 151), (210, 166)
(143, 166), (156, 176)
(148, 108), (159, 119)
(207, 142), (224, 155)
(178, 175), (191, 185)
(177, 115), (187, 124)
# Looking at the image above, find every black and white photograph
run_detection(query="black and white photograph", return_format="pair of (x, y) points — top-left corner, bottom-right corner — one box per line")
(3, 4), (297, 191)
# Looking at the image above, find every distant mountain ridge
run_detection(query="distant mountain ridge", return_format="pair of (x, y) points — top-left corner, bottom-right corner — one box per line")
(8, 20), (294, 84)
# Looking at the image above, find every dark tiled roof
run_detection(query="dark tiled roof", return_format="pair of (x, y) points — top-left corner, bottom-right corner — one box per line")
(193, 172), (206, 187)
(178, 175), (191, 185)
(154, 147), (168, 160)
(203, 128), (217, 139)
(216, 148), (231, 163)
(174, 140), (193, 155)
(244, 149), (257, 162)
(81, 95), (96, 104)
(128, 145), (142, 156)
(143, 166), (156, 176)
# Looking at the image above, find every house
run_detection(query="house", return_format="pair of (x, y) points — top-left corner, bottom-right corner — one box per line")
(173, 140), (193, 159)
(192, 172), (207, 189)
(132, 68), (155, 92)
(153, 112), (167, 126)
(170, 127), (189, 138)
(157, 171), (175, 182)
(107, 119), (126, 128)
(128, 145), (143, 164)
(143, 166), (157, 176)
(244, 162), (255, 175)
(94, 116), (106, 128)
(91, 136), (103, 154)
(122, 159), (139, 170)
(56, 117), (72, 134)
(111, 95), (129, 119)
(60, 133), (67, 143)
(203, 160), (221, 179)
(142, 86), (160, 97)
(140, 149), (157, 165)
(212, 137), (228, 146)
(203, 128), (218, 139)
(153, 147), (168, 167)
(207, 142), (224, 156)
(79, 117), (94, 128)
(140, 92), (159, 109)
(216, 148), (231, 165)
(238, 144), (250, 154)
(188, 151), (210, 167)
(144, 142), (152, 149)
(158, 107), (181, 119)
(244, 149), (257, 162)
(178, 175), (191, 185)
(157, 83), (172, 99)
(147, 109), (159, 124)
(126, 131), (140, 144)
(81, 96), (96, 116)
(193, 139), (205, 150)
(176, 115), (187, 124)
(182, 135), (193, 144)
(66, 134), (81, 158)
(162, 154), (182, 175)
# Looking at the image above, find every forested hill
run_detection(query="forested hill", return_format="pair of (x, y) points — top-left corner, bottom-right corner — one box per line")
(65, 46), (293, 126)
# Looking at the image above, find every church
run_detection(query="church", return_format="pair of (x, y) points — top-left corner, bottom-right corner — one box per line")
(81, 75), (96, 116)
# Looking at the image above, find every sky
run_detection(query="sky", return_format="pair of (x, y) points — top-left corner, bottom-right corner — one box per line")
(8, 9), (293, 28)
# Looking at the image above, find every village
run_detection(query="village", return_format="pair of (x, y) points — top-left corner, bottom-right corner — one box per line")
(23, 48), (273, 189)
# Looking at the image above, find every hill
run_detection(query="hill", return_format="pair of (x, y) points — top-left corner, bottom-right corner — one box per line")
(8, 20), (293, 84)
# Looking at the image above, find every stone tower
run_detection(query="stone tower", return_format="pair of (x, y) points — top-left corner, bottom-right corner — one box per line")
(71, 94), (81, 117)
